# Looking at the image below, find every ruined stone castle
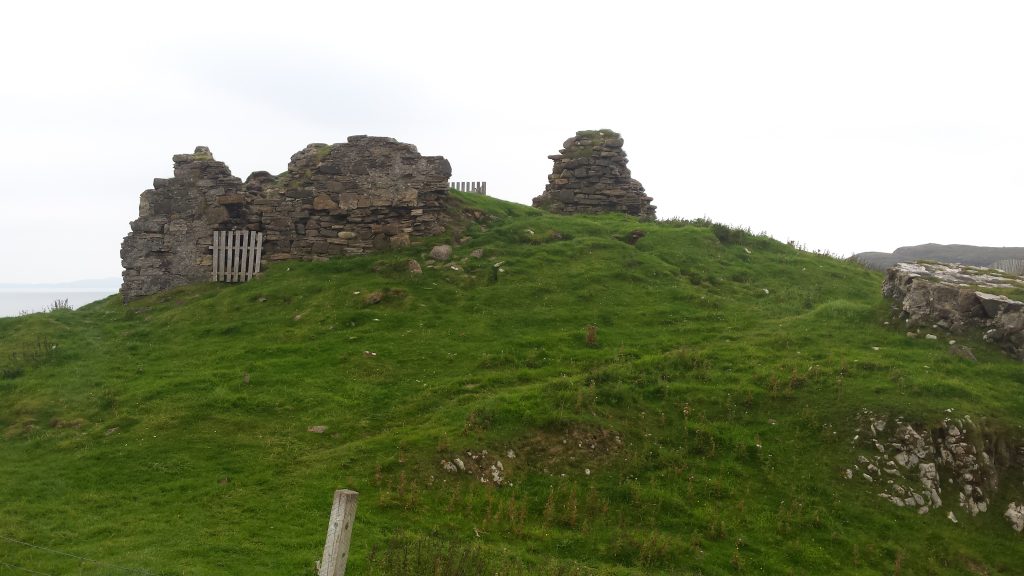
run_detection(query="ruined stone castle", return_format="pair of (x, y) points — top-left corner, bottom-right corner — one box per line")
(121, 131), (655, 301)
(120, 136), (451, 301)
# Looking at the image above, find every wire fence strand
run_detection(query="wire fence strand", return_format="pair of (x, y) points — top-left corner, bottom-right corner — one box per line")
(0, 535), (156, 575)
(0, 561), (56, 576)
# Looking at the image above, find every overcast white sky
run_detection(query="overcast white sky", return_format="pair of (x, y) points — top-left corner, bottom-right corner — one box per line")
(1, 0), (1021, 284)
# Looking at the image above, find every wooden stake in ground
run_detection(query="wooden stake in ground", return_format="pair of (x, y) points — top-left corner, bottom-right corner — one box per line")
(318, 489), (359, 576)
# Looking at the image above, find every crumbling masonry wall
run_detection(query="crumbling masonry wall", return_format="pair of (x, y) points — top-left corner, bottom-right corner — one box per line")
(533, 129), (655, 219)
(121, 136), (452, 301)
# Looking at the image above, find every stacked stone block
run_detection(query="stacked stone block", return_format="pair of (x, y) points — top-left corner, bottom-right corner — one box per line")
(533, 129), (655, 219)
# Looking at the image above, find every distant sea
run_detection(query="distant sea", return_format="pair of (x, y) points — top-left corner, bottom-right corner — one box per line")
(0, 292), (114, 318)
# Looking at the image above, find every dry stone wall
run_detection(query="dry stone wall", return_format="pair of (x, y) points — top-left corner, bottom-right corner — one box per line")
(121, 136), (451, 301)
(533, 129), (655, 219)
(120, 147), (243, 300)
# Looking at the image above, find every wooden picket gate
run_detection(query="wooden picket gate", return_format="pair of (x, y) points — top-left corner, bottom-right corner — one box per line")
(211, 230), (263, 282)
(450, 181), (487, 195)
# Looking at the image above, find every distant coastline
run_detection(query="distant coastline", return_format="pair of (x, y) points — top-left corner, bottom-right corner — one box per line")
(0, 277), (121, 293)
(0, 291), (114, 318)
(0, 277), (120, 318)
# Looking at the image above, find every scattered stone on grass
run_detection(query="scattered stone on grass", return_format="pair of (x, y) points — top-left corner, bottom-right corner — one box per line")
(1006, 502), (1024, 532)
(948, 344), (977, 362)
(430, 244), (453, 261)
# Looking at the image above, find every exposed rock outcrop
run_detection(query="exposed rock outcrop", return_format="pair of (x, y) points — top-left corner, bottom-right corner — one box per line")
(848, 410), (1024, 529)
(533, 129), (654, 220)
(121, 136), (452, 301)
(883, 262), (1024, 360)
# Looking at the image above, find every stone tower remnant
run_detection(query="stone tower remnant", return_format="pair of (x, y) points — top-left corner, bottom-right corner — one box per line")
(120, 136), (452, 301)
(532, 129), (654, 219)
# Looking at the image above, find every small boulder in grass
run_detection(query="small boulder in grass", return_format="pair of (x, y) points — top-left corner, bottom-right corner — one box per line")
(364, 290), (385, 305)
(308, 425), (327, 434)
(430, 244), (453, 261)
(625, 230), (645, 245)
(948, 344), (977, 362)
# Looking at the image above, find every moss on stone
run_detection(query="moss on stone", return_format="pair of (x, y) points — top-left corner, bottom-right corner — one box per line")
(576, 129), (620, 139)
(563, 129), (623, 158)
(314, 144), (334, 161)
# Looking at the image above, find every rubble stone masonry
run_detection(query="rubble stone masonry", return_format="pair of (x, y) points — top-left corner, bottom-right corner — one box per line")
(121, 136), (451, 301)
(533, 129), (655, 219)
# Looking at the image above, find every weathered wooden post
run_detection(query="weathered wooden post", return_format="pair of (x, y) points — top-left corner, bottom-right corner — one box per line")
(318, 489), (359, 576)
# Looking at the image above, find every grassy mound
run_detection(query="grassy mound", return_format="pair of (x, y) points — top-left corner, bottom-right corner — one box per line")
(1, 193), (1022, 575)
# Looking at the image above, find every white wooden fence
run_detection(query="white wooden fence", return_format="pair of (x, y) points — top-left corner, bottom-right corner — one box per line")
(992, 259), (1024, 276)
(211, 230), (263, 282)
(450, 181), (487, 195)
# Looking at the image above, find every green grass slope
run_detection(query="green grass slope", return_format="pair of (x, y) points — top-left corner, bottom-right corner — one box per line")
(1, 193), (1022, 575)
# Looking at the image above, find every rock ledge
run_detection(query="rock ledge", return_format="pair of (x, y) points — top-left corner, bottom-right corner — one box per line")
(882, 262), (1024, 360)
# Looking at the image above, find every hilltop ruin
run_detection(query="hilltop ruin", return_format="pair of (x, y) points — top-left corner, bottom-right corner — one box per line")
(533, 129), (655, 219)
(120, 136), (452, 301)
(121, 131), (663, 302)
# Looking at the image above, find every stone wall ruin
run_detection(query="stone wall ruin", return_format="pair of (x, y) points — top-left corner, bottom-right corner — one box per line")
(533, 129), (655, 220)
(120, 136), (452, 301)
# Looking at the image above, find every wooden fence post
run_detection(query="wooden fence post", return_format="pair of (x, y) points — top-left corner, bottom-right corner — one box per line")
(318, 489), (359, 576)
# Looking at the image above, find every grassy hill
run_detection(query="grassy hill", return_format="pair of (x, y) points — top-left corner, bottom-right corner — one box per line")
(2, 193), (1022, 575)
